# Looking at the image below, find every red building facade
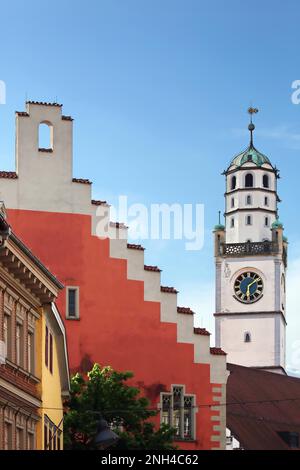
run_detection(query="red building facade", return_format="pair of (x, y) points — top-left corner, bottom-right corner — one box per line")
(0, 102), (228, 449)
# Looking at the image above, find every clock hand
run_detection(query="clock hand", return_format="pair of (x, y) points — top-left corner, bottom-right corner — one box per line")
(248, 277), (261, 288)
(246, 277), (261, 298)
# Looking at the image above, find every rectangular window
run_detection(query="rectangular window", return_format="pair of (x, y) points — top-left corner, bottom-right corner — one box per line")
(184, 396), (193, 439)
(45, 326), (49, 367)
(4, 314), (11, 360)
(4, 422), (12, 450)
(160, 386), (195, 441)
(49, 332), (53, 374)
(265, 217), (269, 227)
(162, 394), (171, 427)
(44, 416), (61, 450)
(57, 431), (61, 450)
(27, 431), (35, 450)
(67, 287), (79, 319)
(28, 331), (35, 374)
(44, 423), (48, 450)
(16, 323), (23, 367)
(16, 427), (24, 450)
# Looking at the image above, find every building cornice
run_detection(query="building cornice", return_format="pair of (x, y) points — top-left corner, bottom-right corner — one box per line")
(214, 310), (287, 325)
(225, 207), (277, 216)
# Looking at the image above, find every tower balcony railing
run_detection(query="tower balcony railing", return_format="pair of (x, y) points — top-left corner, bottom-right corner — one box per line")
(220, 240), (279, 257)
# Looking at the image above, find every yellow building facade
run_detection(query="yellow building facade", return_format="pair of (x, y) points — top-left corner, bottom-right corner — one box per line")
(0, 206), (69, 450)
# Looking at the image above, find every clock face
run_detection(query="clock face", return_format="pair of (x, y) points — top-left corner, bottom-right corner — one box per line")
(234, 271), (264, 303)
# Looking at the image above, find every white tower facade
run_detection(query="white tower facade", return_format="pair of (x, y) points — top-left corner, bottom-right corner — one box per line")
(214, 112), (288, 373)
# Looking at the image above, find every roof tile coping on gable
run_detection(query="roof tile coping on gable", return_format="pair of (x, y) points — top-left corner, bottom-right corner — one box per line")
(0, 171), (18, 179)
(144, 265), (161, 272)
(161, 286), (178, 294)
(127, 243), (145, 251)
(194, 327), (211, 336)
(72, 178), (92, 185)
(26, 101), (62, 107)
(210, 347), (227, 355)
(177, 307), (195, 315)
(91, 200), (110, 207)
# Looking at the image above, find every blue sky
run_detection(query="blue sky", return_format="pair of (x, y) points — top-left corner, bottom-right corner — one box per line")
(1, 0), (300, 372)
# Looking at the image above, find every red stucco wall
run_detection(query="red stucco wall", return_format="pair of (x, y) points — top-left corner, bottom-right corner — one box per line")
(7, 208), (221, 449)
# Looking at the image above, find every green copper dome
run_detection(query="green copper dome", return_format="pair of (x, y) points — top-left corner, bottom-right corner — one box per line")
(272, 219), (284, 229)
(229, 143), (272, 169)
(214, 223), (225, 231)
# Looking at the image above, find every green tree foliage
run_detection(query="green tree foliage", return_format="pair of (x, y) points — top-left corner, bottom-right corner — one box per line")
(64, 364), (175, 450)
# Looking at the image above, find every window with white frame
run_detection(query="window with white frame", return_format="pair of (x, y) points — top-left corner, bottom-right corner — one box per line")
(66, 286), (80, 319)
(161, 386), (195, 440)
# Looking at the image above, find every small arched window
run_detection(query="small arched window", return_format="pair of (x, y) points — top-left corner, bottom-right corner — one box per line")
(245, 173), (253, 187)
(246, 215), (252, 225)
(265, 217), (269, 227)
(263, 174), (269, 188)
(244, 332), (251, 343)
(38, 121), (53, 151)
(231, 197), (235, 208)
(231, 217), (235, 228)
(231, 176), (236, 190)
(246, 195), (252, 205)
(264, 196), (269, 206)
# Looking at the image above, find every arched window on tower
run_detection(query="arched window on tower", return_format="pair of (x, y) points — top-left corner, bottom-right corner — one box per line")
(265, 217), (269, 227)
(246, 215), (252, 225)
(245, 173), (253, 188)
(231, 197), (235, 208)
(38, 121), (53, 152)
(263, 174), (269, 188)
(231, 176), (236, 190)
(246, 194), (252, 205)
(230, 217), (235, 228)
(244, 332), (251, 343)
(264, 196), (269, 206)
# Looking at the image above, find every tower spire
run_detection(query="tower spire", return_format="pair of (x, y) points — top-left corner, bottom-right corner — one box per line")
(248, 106), (258, 146)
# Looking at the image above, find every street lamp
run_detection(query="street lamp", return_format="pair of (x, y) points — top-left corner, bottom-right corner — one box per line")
(94, 417), (120, 450)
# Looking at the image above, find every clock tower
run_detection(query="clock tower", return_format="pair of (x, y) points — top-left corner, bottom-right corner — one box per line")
(214, 109), (288, 373)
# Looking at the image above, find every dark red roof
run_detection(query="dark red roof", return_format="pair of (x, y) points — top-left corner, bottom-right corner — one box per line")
(127, 243), (145, 251)
(144, 265), (161, 272)
(210, 347), (226, 355)
(160, 286), (178, 294)
(177, 307), (195, 315)
(0, 171), (18, 179)
(227, 363), (300, 450)
(194, 327), (210, 336)
(72, 178), (91, 185)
